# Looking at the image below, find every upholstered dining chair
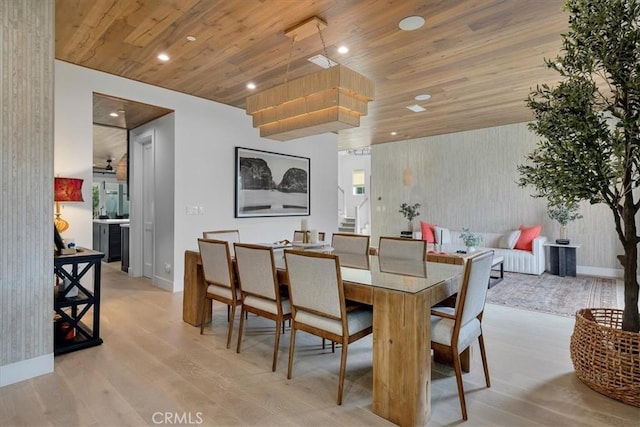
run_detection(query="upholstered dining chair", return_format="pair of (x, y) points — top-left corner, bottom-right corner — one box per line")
(430, 250), (494, 420)
(203, 229), (240, 256)
(293, 230), (325, 242)
(331, 233), (370, 255)
(284, 250), (373, 405)
(197, 238), (241, 348)
(378, 236), (426, 260)
(234, 243), (291, 371)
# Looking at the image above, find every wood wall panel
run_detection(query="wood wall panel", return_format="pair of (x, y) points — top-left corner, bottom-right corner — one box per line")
(371, 122), (620, 271)
(1, 0), (54, 368)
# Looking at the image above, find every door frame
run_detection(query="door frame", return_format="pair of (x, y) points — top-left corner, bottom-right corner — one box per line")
(129, 129), (154, 278)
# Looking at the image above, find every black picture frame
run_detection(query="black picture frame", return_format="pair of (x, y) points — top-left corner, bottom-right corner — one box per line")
(235, 147), (310, 218)
(54, 224), (65, 255)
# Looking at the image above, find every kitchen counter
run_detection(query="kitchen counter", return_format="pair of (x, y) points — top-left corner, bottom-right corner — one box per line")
(93, 219), (130, 224)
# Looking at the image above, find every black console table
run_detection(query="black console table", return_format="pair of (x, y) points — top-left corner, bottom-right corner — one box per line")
(545, 243), (580, 277)
(54, 248), (105, 355)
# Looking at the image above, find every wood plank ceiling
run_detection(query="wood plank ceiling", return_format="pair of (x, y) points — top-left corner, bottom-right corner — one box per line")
(56, 0), (569, 150)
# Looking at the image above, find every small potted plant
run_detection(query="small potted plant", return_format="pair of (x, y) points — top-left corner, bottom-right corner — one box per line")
(399, 202), (421, 232)
(547, 201), (582, 244)
(459, 228), (482, 252)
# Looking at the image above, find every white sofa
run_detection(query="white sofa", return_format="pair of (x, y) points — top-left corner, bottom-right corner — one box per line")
(433, 229), (547, 275)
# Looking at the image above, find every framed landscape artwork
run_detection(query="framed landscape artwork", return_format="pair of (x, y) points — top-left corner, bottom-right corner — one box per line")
(235, 147), (310, 218)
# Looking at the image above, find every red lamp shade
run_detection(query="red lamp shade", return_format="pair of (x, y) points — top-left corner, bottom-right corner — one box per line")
(54, 177), (84, 202)
(54, 177), (84, 233)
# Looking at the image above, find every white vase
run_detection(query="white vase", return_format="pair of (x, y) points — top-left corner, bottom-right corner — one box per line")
(467, 246), (476, 253)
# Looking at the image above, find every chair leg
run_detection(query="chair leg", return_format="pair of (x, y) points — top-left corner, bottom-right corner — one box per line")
(478, 334), (491, 388)
(452, 348), (468, 421)
(337, 340), (348, 405)
(287, 327), (297, 380)
(236, 306), (246, 353)
(200, 297), (208, 335)
(226, 304), (236, 349)
(272, 319), (282, 372)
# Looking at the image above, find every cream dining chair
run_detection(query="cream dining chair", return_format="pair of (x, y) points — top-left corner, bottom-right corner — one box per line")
(203, 229), (240, 256)
(331, 233), (370, 255)
(293, 230), (325, 242)
(197, 238), (241, 349)
(284, 250), (373, 405)
(378, 236), (426, 260)
(234, 243), (291, 371)
(430, 250), (494, 421)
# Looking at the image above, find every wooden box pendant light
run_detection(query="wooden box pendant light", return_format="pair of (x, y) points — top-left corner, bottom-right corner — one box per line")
(246, 16), (374, 141)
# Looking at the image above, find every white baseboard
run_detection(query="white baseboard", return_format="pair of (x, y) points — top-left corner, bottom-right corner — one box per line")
(153, 275), (174, 292)
(0, 353), (53, 387)
(577, 265), (623, 278)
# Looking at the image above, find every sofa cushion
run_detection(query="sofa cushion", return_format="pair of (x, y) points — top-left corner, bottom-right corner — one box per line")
(434, 226), (451, 244)
(499, 229), (521, 249)
(515, 224), (541, 251)
(420, 221), (436, 243)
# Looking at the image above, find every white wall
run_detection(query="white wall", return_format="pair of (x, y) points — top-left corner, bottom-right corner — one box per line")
(55, 61), (339, 292)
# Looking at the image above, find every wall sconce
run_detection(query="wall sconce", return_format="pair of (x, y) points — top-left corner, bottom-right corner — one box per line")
(403, 167), (414, 186)
(54, 177), (84, 233)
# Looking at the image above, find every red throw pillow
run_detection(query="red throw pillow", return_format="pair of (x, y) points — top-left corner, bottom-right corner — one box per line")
(514, 224), (542, 251)
(420, 221), (436, 243)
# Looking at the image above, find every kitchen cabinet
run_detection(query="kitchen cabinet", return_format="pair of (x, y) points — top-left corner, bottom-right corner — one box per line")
(93, 220), (128, 262)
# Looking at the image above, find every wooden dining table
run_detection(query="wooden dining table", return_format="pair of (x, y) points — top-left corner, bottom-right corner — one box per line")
(183, 249), (463, 427)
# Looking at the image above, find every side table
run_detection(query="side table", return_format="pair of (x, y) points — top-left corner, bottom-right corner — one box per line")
(544, 243), (580, 277)
(54, 248), (105, 355)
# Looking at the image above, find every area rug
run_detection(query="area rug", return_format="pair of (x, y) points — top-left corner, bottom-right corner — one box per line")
(486, 272), (619, 317)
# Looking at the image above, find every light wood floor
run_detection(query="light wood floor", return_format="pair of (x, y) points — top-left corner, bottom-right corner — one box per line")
(1, 262), (637, 426)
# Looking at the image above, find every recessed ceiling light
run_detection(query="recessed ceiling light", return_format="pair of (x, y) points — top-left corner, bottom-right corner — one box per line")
(308, 54), (337, 69)
(406, 104), (426, 112)
(337, 45), (349, 54)
(186, 35), (196, 42)
(157, 53), (170, 61)
(415, 94), (431, 101)
(399, 16), (425, 31)
(246, 82), (256, 90)
(390, 131), (397, 136)
(109, 112), (119, 117)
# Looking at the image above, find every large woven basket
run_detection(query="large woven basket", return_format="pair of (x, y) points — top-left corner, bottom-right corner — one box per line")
(570, 308), (640, 407)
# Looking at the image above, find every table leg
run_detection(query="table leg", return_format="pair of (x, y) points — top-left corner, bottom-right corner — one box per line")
(433, 347), (471, 372)
(372, 288), (430, 426)
(183, 250), (212, 326)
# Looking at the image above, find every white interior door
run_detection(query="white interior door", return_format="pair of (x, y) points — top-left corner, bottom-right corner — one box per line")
(142, 141), (154, 278)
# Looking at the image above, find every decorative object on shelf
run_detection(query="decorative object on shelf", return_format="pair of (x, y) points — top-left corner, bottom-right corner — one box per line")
(54, 177), (84, 233)
(459, 228), (482, 252)
(547, 201), (582, 244)
(245, 16), (374, 141)
(399, 202), (421, 232)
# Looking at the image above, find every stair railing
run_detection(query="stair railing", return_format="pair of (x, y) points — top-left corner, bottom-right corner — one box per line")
(354, 197), (368, 234)
(338, 186), (346, 218)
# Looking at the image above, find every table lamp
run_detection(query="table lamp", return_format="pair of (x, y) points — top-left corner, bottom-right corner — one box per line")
(54, 177), (84, 233)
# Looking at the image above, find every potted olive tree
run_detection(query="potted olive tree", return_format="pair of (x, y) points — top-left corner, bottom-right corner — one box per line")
(518, 0), (639, 406)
